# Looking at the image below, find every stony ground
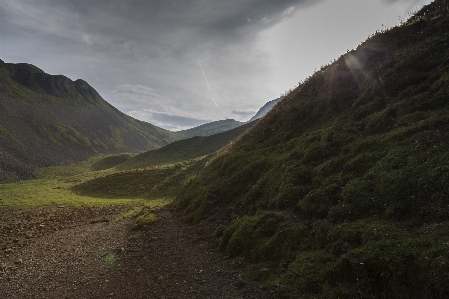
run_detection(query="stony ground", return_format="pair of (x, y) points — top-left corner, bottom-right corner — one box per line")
(0, 206), (268, 299)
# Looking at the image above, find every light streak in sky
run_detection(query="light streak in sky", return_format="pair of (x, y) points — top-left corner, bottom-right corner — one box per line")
(198, 60), (219, 109)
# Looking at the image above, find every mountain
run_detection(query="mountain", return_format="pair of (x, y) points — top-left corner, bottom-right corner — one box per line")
(177, 119), (245, 138)
(173, 1), (449, 298)
(116, 121), (256, 170)
(248, 97), (281, 122)
(176, 98), (282, 138)
(0, 60), (180, 182)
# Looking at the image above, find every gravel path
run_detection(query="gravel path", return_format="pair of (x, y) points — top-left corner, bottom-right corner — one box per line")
(0, 206), (267, 299)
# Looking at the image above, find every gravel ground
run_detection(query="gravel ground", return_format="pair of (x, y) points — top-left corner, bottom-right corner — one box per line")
(0, 206), (268, 299)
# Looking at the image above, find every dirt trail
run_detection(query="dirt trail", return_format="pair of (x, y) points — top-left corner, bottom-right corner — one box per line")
(0, 206), (267, 299)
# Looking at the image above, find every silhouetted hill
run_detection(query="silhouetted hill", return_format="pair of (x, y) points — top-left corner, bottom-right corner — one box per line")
(116, 121), (256, 170)
(248, 97), (281, 122)
(176, 99), (281, 138)
(0, 60), (180, 182)
(174, 1), (449, 298)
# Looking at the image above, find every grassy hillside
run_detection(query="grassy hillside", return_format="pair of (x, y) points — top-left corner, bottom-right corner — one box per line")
(173, 1), (449, 298)
(0, 155), (168, 208)
(117, 121), (256, 171)
(176, 119), (245, 138)
(0, 61), (180, 182)
(72, 156), (209, 201)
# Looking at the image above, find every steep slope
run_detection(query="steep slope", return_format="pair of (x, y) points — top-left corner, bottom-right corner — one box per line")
(174, 1), (449, 298)
(116, 121), (256, 170)
(248, 97), (281, 122)
(177, 119), (245, 138)
(0, 60), (180, 182)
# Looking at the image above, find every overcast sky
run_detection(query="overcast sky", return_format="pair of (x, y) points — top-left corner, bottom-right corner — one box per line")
(0, 0), (431, 131)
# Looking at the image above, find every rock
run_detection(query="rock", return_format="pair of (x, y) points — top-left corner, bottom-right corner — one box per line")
(14, 259), (23, 265)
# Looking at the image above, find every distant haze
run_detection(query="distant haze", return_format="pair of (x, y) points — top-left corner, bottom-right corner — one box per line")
(0, 0), (431, 130)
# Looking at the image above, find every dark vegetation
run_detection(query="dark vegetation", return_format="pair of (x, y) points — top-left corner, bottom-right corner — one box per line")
(74, 122), (256, 200)
(173, 1), (449, 298)
(73, 155), (211, 200)
(116, 121), (256, 171)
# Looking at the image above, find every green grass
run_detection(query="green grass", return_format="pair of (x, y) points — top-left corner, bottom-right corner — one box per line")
(0, 175), (170, 207)
(115, 200), (170, 221)
(91, 153), (134, 171)
(0, 154), (173, 209)
(116, 122), (254, 171)
(132, 207), (159, 230)
(34, 155), (109, 179)
(73, 156), (211, 200)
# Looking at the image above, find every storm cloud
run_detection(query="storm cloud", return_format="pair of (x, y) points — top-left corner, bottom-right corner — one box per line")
(0, 0), (431, 129)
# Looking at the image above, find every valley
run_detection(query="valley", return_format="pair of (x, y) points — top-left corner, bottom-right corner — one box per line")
(1, 1), (449, 298)
(0, 156), (267, 299)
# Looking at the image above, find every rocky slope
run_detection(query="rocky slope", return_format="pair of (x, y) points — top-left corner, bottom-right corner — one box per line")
(0, 60), (180, 182)
(0, 206), (267, 299)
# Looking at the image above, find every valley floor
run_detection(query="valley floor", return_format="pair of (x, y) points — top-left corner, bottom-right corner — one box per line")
(0, 206), (267, 299)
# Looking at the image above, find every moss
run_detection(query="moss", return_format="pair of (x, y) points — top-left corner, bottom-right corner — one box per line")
(128, 233), (140, 241)
(107, 126), (126, 149)
(132, 208), (159, 230)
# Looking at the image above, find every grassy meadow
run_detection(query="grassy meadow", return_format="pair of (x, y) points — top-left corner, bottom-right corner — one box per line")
(0, 154), (178, 212)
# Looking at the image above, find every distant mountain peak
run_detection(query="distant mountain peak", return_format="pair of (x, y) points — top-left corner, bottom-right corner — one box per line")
(248, 97), (282, 122)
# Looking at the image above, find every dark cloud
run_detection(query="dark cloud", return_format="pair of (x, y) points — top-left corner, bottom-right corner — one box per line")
(0, 0), (313, 127)
(4, 0), (426, 130)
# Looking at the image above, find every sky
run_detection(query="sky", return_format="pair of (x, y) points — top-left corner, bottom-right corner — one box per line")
(0, 0), (432, 131)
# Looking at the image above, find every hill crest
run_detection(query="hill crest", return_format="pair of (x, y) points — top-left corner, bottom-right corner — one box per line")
(173, 1), (449, 298)
(0, 60), (180, 182)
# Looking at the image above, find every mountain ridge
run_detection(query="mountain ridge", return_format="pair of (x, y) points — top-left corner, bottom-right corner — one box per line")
(0, 59), (181, 182)
(176, 119), (245, 138)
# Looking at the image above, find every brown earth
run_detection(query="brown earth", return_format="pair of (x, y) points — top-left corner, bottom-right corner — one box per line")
(0, 206), (269, 299)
